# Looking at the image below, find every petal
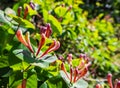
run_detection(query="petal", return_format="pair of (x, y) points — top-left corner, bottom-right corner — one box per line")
(16, 30), (28, 47)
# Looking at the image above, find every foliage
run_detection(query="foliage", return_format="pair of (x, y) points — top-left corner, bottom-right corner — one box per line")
(0, 0), (120, 88)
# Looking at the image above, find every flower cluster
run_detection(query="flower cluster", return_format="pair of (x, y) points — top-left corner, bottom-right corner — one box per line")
(95, 73), (120, 88)
(61, 54), (91, 83)
(16, 23), (60, 59)
(107, 73), (120, 88)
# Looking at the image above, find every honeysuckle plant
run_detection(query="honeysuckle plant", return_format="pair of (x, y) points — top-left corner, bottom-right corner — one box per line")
(60, 54), (91, 88)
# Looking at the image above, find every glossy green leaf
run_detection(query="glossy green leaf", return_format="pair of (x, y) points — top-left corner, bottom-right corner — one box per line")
(43, 10), (62, 35)
(9, 15), (35, 29)
(0, 10), (11, 25)
(72, 79), (88, 88)
(24, 4), (38, 16)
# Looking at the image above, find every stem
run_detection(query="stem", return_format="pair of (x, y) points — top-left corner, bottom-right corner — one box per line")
(23, 65), (32, 72)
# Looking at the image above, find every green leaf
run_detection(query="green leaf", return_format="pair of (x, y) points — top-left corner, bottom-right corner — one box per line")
(39, 82), (48, 88)
(24, 4), (38, 16)
(5, 8), (16, 16)
(60, 71), (70, 86)
(43, 10), (62, 35)
(54, 6), (67, 17)
(9, 71), (23, 88)
(26, 70), (37, 88)
(0, 56), (9, 68)
(72, 79), (88, 88)
(32, 60), (49, 68)
(13, 49), (35, 63)
(48, 15), (62, 35)
(40, 55), (58, 63)
(0, 10), (11, 25)
(9, 15), (35, 29)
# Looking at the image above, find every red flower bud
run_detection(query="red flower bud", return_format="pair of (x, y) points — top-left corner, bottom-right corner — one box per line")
(70, 67), (73, 82)
(67, 5), (72, 11)
(17, 6), (22, 17)
(16, 30), (34, 53)
(117, 81), (120, 88)
(107, 73), (113, 88)
(45, 23), (52, 38)
(25, 32), (34, 53)
(67, 54), (72, 65)
(36, 34), (46, 56)
(29, 2), (35, 10)
(23, 6), (29, 19)
(96, 84), (102, 88)
(73, 67), (79, 83)
(16, 30), (28, 47)
(22, 79), (27, 88)
(40, 40), (60, 58)
(61, 63), (70, 79)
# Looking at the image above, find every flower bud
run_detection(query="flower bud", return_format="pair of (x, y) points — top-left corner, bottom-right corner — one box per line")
(73, 67), (78, 83)
(29, 2), (35, 10)
(67, 5), (72, 11)
(39, 40), (60, 58)
(96, 84), (102, 88)
(67, 54), (72, 65)
(22, 79), (27, 88)
(107, 73), (113, 88)
(45, 23), (52, 38)
(17, 6), (22, 17)
(70, 67), (73, 82)
(117, 81), (120, 88)
(24, 6), (29, 19)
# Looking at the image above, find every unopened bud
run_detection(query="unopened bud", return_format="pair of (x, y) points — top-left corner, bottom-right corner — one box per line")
(107, 73), (113, 88)
(67, 5), (72, 11)
(117, 81), (120, 88)
(29, 2), (35, 10)
(96, 84), (102, 88)
(17, 6), (22, 17)
(24, 6), (29, 19)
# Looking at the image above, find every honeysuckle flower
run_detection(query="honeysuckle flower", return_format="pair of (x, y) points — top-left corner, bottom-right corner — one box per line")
(36, 34), (46, 56)
(61, 54), (90, 83)
(39, 40), (60, 58)
(107, 73), (120, 88)
(95, 84), (102, 88)
(23, 6), (28, 19)
(17, 6), (22, 17)
(67, 54), (72, 65)
(40, 23), (52, 38)
(16, 23), (60, 59)
(16, 30), (34, 53)
(29, 2), (35, 10)
(107, 73), (113, 88)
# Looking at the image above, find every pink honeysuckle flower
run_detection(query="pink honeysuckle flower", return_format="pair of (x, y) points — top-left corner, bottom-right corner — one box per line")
(95, 84), (102, 88)
(36, 34), (46, 56)
(107, 73), (113, 88)
(61, 54), (89, 83)
(107, 73), (120, 88)
(116, 81), (120, 88)
(67, 54), (72, 65)
(17, 6), (22, 17)
(16, 30), (34, 53)
(39, 40), (60, 58)
(40, 23), (52, 38)
(23, 6), (28, 19)
(61, 63), (70, 80)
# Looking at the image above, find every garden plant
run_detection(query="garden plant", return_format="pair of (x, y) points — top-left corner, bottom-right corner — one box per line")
(0, 0), (120, 88)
